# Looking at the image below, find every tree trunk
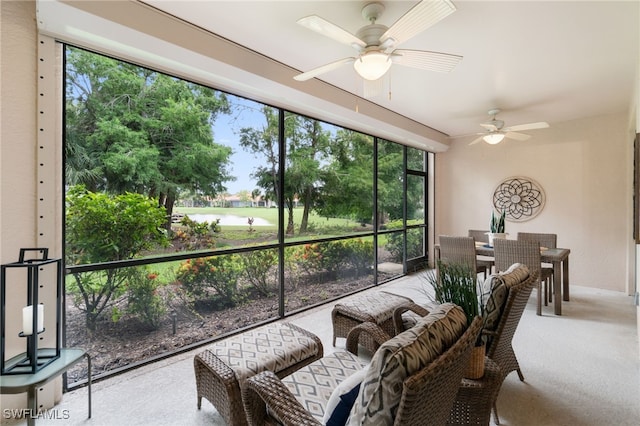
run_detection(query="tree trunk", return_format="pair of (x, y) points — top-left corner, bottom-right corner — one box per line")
(286, 203), (295, 236)
(299, 187), (312, 233)
(161, 192), (177, 231)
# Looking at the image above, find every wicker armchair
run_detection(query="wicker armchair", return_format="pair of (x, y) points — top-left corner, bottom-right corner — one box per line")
(493, 238), (550, 316)
(438, 235), (491, 279)
(394, 264), (538, 425)
(242, 315), (482, 426)
(517, 232), (557, 304)
(483, 267), (538, 424)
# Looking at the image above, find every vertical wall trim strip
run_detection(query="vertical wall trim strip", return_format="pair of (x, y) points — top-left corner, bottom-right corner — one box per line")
(36, 35), (62, 257)
(35, 33), (65, 408)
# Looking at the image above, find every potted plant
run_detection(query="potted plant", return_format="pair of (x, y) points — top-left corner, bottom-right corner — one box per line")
(423, 261), (486, 379)
(487, 209), (507, 247)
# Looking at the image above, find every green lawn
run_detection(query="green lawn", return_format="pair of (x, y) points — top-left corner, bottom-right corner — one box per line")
(175, 206), (361, 231)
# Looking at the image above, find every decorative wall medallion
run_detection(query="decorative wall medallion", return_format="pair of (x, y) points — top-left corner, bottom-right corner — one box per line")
(492, 176), (545, 222)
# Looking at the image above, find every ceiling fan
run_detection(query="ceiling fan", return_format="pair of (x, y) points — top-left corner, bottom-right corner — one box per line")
(293, 0), (462, 82)
(464, 109), (550, 145)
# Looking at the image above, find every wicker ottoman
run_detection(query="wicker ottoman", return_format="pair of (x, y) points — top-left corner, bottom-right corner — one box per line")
(331, 290), (413, 353)
(193, 322), (323, 426)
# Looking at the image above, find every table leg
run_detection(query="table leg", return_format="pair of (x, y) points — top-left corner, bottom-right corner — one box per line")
(562, 258), (570, 301)
(553, 260), (562, 315)
(27, 386), (36, 426)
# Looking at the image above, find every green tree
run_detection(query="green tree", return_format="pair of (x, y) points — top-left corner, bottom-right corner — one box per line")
(288, 115), (331, 234)
(316, 129), (374, 224)
(65, 185), (169, 330)
(238, 106), (281, 212)
(251, 188), (262, 206)
(237, 189), (252, 205)
(65, 47), (233, 228)
(239, 108), (331, 235)
(377, 139), (405, 225)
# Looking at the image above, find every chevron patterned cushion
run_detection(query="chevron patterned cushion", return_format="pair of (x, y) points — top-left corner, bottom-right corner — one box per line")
(280, 351), (369, 423)
(500, 262), (530, 287)
(481, 263), (530, 335)
(206, 322), (322, 384)
(347, 303), (468, 426)
(334, 291), (412, 324)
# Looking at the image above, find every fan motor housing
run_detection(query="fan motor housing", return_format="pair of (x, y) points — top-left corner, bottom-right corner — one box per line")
(489, 119), (504, 130)
(356, 24), (388, 47)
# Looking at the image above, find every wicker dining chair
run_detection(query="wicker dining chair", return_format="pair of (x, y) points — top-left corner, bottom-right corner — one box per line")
(439, 235), (491, 279)
(517, 232), (557, 304)
(468, 229), (495, 274)
(468, 229), (490, 244)
(493, 238), (550, 316)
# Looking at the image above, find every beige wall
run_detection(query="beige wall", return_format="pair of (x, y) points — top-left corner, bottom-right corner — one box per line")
(1, 0), (63, 412)
(1, 1), (38, 258)
(435, 113), (634, 293)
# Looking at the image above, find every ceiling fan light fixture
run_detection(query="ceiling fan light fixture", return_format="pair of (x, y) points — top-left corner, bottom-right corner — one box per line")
(354, 52), (392, 80)
(483, 133), (505, 144)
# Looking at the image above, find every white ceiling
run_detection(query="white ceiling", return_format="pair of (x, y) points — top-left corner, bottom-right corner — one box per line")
(38, 1), (639, 148)
(140, 0), (639, 140)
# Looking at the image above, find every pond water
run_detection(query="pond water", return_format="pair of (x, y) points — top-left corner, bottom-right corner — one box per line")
(187, 214), (272, 226)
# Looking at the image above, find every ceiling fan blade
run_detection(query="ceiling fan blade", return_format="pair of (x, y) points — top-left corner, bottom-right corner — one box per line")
(505, 131), (531, 141)
(293, 57), (355, 81)
(391, 49), (462, 73)
(297, 15), (366, 49)
(381, 0), (456, 47)
(480, 123), (499, 131)
(504, 122), (550, 132)
(469, 136), (485, 146)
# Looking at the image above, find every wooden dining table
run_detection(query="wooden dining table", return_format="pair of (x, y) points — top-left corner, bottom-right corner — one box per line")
(473, 242), (571, 315)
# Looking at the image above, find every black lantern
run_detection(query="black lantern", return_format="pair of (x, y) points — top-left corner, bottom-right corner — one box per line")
(1, 248), (62, 375)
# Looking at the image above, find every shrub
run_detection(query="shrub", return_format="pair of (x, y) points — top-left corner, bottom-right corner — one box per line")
(317, 241), (350, 278)
(65, 185), (169, 330)
(175, 254), (242, 307)
(342, 238), (374, 276)
(287, 243), (323, 278)
(174, 215), (219, 250)
(317, 239), (373, 278)
(241, 249), (278, 297)
(383, 220), (404, 262)
(126, 267), (168, 330)
(384, 220), (423, 262)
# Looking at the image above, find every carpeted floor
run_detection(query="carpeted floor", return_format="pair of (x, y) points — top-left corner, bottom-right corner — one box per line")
(4, 272), (639, 426)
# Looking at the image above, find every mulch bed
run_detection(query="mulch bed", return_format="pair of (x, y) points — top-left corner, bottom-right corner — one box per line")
(63, 272), (390, 385)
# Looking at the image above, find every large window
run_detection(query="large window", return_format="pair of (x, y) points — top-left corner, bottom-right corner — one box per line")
(63, 46), (430, 386)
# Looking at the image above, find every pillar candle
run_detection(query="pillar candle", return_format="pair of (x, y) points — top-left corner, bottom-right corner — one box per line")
(22, 304), (44, 335)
